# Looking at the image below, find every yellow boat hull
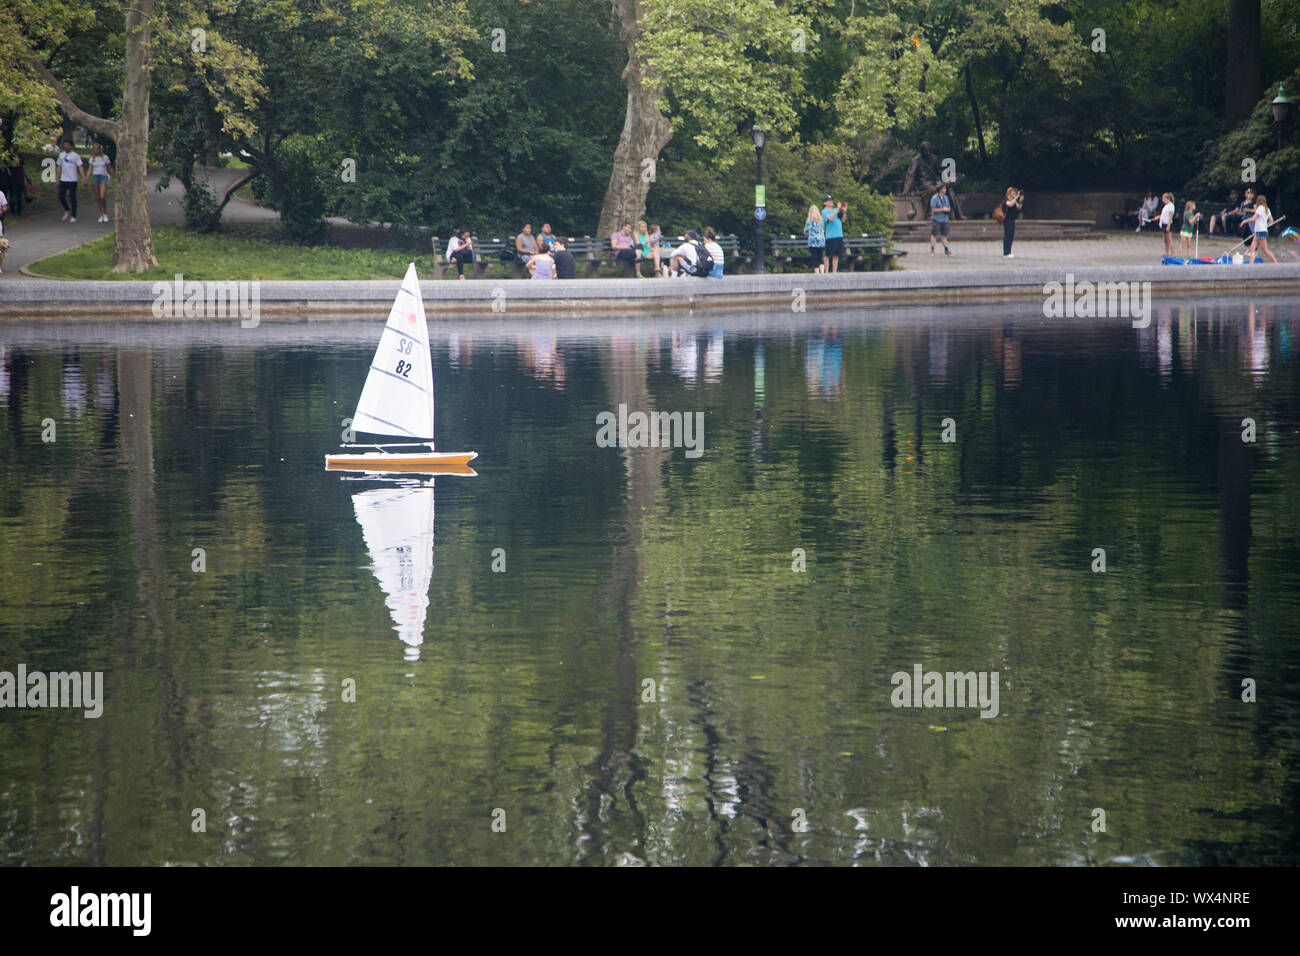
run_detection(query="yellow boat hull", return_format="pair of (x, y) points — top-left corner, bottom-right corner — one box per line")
(325, 451), (478, 474)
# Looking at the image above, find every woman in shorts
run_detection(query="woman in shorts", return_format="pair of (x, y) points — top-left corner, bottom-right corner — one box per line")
(1247, 195), (1278, 263)
(89, 143), (112, 222)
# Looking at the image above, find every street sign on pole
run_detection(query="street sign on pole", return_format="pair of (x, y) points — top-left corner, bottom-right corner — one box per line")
(755, 207), (767, 221)
(755, 185), (765, 207)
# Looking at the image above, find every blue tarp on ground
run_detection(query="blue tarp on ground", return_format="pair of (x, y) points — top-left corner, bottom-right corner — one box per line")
(1161, 255), (1263, 265)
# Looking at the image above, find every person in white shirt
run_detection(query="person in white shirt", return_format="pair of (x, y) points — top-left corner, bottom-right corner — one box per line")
(1247, 195), (1278, 263)
(703, 227), (725, 278)
(670, 232), (700, 276)
(55, 142), (84, 222)
(446, 229), (474, 278)
(89, 144), (113, 222)
(1157, 192), (1176, 255)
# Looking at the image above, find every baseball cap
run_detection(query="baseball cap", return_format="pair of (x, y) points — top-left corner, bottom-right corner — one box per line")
(823, 195), (833, 201)
(686, 229), (699, 240)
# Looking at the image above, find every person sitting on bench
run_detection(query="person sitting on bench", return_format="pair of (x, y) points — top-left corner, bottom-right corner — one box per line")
(446, 230), (474, 278)
(1209, 190), (1241, 235)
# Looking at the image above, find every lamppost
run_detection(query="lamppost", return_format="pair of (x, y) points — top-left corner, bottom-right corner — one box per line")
(752, 126), (767, 273)
(1271, 84), (1291, 220)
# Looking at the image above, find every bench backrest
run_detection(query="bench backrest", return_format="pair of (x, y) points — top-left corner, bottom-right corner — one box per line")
(771, 233), (892, 251)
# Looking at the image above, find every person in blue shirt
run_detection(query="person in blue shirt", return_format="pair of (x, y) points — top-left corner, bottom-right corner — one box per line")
(822, 195), (846, 273)
(929, 183), (952, 257)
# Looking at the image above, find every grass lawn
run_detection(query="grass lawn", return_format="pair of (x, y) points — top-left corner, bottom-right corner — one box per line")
(32, 223), (452, 280)
(31, 222), (651, 280)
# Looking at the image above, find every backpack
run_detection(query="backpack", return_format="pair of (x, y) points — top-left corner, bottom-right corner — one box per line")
(691, 241), (713, 276)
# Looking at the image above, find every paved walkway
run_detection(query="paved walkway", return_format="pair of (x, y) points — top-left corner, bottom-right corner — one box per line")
(3, 167), (1295, 280)
(1, 166), (275, 278)
(893, 231), (1290, 270)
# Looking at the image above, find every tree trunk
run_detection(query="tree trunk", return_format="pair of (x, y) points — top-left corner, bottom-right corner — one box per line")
(112, 0), (158, 271)
(1225, 0), (1261, 123)
(965, 64), (988, 165)
(597, 0), (673, 238)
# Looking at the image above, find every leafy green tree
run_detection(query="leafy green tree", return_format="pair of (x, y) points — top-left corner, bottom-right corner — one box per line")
(648, 140), (892, 250)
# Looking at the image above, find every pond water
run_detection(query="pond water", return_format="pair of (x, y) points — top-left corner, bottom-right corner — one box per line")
(1, 299), (1298, 866)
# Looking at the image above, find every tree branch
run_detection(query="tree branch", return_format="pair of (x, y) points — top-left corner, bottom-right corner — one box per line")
(217, 170), (261, 212)
(27, 59), (119, 139)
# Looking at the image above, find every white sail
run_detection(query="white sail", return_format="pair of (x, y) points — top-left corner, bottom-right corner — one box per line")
(352, 263), (436, 440)
(352, 484), (435, 657)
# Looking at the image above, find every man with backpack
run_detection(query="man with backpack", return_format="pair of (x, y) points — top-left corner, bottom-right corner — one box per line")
(670, 230), (713, 277)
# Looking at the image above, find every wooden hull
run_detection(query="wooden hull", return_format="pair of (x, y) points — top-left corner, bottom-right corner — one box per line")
(325, 451), (478, 474)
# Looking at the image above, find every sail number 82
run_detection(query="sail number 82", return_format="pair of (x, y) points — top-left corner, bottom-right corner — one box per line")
(394, 337), (414, 376)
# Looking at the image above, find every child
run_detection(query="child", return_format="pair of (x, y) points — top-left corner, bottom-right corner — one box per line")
(1178, 201), (1202, 257)
(703, 227), (724, 278)
(1158, 192), (1176, 256)
(1248, 196), (1278, 263)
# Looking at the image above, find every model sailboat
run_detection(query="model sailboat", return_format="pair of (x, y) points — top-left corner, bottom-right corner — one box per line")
(325, 263), (477, 474)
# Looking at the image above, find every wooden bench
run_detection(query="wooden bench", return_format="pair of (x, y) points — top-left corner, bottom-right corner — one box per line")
(433, 233), (751, 277)
(1113, 198), (1141, 230)
(769, 233), (906, 272)
(430, 236), (517, 279)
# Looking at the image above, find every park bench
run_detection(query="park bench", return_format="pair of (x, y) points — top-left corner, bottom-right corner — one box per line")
(429, 236), (515, 279)
(769, 233), (906, 272)
(432, 233), (750, 278)
(567, 233), (748, 277)
(1113, 197), (1141, 230)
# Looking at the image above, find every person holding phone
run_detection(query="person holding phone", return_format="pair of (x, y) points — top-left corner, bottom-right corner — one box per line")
(822, 195), (846, 273)
(1000, 187), (1023, 257)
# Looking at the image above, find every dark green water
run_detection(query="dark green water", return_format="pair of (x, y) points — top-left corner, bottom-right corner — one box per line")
(1, 299), (1298, 866)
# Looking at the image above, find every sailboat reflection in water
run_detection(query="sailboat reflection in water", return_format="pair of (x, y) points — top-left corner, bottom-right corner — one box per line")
(326, 263), (478, 658)
(351, 479), (436, 660)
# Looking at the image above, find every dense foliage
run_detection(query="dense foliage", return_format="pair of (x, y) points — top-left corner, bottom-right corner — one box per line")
(5, 0), (1298, 251)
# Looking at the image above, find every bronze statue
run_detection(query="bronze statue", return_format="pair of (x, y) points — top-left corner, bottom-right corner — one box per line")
(902, 141), (963, 220)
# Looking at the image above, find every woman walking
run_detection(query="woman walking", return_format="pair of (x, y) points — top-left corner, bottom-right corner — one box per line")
(1247, 195), (1279, 263)
(89, 143), (112, 222)
(1000, 187), (1023, 258)
(804, 203), (826, 273)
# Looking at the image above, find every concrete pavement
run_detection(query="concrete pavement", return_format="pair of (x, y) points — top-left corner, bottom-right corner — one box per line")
(0, 165), (275, 277)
